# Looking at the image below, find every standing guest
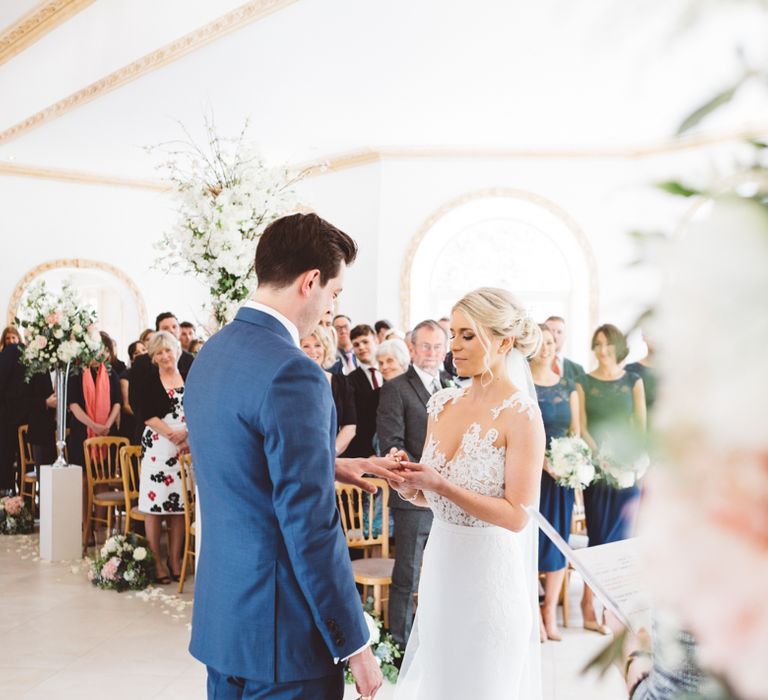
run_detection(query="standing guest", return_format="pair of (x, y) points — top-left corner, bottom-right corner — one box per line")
(66, 335), (122, 469)
(25, 370), (57, 468)
(0, 326), (21, 351)
(134, 331), (188, 584)
(129, 313), (194, 444)
(119, 341), (147, 443)
(188, 339), (205, 355)
(0, 330), (24, 494)
(331, 314), (358, 375)
(437, 317), (450, 335)
(376, 319), (452, 649)
(320, 309), (333, 328)
(530, 324), (580, 642)
(101, 331), (126, 376)
(375, 319), (393, 343)
(577, 324), (646, 633)
(139, 328), (155, 345)
(376, 338), (410, 383)
(300, 326), (357, 456)
(179, 322), (196, 353)
(625, 333), (657, 415)
(341, 325), (382, 458)
(545, 315), (585, 381)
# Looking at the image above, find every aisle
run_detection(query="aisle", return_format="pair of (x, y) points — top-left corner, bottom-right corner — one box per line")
(1, 536), (625, 699)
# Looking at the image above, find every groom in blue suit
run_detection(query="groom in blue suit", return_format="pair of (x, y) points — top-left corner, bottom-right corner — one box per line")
(185, 214), (385, 699)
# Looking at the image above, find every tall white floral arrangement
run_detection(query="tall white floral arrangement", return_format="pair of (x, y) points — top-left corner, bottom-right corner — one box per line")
(151, 119), (307, 328)
(17, 280), (103, 379)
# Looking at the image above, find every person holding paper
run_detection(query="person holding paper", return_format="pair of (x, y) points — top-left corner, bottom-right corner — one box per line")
(530, 324), (580, 642)
(576, 324), (646, 632)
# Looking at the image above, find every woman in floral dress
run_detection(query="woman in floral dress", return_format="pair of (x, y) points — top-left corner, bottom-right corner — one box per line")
(134, 331), (188, 584)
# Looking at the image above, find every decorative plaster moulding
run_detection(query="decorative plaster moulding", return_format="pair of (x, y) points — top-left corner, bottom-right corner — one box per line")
(0, 0), (94, 66)
(0, 0), (301, 145)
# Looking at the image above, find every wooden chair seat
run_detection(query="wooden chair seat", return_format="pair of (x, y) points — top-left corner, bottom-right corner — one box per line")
(130, 505), (145, 519)
(93, 490), (126, 505)
(352, 557), (394, 583)
(17, 425), (39, 517)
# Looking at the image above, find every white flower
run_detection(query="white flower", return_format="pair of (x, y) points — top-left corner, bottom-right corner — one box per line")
(123, 569), (136, 582)
(53, 328), (64, 339)
(71, 323), (83, 335)
(133, 547), (147, 561)
(105, 537), (119, 553)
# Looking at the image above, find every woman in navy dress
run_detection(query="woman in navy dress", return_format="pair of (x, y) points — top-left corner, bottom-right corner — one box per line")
(577, 324), (646, 632)
(530, 324), (580, 642)
(625, 333), (657, 416)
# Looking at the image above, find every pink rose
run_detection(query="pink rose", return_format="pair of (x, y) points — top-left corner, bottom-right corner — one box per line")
(35, 335), (47, 349)
(100, 556), (121, 581)
(4, 496), (23, 516)
(45, 311), (61, 325)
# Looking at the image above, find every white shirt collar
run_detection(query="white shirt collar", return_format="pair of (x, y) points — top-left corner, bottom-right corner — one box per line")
(413, 364), (439, 392)
(243, 300), (300, 348)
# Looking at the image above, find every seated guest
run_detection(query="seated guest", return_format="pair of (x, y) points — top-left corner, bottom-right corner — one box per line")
(129, 312), (194, 443)
(179, 322), (196, 353)
(133, 331), (188, 584)
(374, 319), (393, 343)
(119, 341), (147, 443)
(375, 339), (410, 382)
(330, 314), (358, 375)
(300, 326), (357, 456)
(340, 324), (381, 458)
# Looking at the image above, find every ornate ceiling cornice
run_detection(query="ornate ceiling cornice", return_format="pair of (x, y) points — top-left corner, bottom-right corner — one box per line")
(0, 0), (301, 145)
(0, 0), (95, 66)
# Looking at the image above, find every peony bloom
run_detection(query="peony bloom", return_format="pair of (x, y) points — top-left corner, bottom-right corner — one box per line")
(133, 547), (147, 561)
(4, 496), (24, 516)
(100, 556), (120, 581)
(363, 611), (381, 645)
(35, 335), (47, 350)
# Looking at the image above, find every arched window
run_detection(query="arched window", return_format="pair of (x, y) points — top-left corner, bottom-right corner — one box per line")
(404, 190), (597, 363)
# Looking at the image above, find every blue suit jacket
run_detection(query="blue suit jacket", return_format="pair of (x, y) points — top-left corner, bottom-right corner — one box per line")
(185, 307), (368, 682)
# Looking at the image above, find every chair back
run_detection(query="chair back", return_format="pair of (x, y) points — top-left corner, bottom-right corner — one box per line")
(335, 478), (390, 557)
(120, 445), (142, 505)
(17, 425), (36, 471)
(179, 453), (195, 529)
(83, 436), (128, 487)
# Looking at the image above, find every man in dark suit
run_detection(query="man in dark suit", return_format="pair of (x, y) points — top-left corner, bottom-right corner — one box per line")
(376, 319), (452, 649)
(185, 213), (383, 699)
(340, 325), (381, 458)
(128, 312), (194, 443)
(545, 315), (585, 381)
(329, 314), (358, 376)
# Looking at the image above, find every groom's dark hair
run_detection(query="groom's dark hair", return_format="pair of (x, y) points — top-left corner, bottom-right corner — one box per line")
(255, 213), (357, 289)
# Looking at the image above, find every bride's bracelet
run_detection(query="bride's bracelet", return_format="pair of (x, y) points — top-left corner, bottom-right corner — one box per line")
(398, 489), (420, 503)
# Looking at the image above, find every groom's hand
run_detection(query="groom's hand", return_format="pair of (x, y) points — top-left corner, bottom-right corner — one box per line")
(335, 457), (404, 493)
(348, 646), (383, 698)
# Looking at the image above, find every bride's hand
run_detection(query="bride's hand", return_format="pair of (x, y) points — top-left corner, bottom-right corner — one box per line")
(397, 460), (446, 494)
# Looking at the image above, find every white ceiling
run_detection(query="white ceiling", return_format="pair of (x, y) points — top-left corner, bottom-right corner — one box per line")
(0, 0), (765, 178)
(0, 0), (43, 31)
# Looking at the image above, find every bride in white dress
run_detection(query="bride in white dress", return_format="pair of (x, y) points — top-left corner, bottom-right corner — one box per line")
(390, 287), (545, 700)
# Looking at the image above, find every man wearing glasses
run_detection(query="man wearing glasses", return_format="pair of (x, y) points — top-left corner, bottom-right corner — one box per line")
(376, 319), (453, 650)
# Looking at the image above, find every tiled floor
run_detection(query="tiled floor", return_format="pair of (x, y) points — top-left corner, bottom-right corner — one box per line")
(1, 535), (625, 699)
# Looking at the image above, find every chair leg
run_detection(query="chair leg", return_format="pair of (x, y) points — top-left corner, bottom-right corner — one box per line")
(179, 530), (190, 594)
(373, 584), (382, 618)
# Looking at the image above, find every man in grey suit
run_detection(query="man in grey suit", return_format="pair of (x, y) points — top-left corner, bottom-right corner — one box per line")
(376, 319), (453, 649)
(545, 315), (585, 381)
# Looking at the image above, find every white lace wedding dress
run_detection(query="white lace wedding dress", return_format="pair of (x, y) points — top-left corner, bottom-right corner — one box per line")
(394, 386), (543, 700)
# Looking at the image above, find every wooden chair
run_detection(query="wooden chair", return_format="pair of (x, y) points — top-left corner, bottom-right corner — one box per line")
(83, 436), (128, 547)
(335, 478), (394, 625)
(17, 425), (38, 517)
(178, 453), (196, 594)
(119, 445), (146, 535)
(571, 487), (586, 534)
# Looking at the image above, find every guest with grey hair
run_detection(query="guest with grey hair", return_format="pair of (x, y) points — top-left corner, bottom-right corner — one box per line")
(376, 318), (453, 649)
(376, 338), (410, 382)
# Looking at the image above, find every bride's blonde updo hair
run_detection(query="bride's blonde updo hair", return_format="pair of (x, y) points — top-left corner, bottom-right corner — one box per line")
(452, 287), (541, 382)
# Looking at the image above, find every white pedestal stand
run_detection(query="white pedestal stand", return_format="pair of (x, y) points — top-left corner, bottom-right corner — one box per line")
(39, 465), (83, 561)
